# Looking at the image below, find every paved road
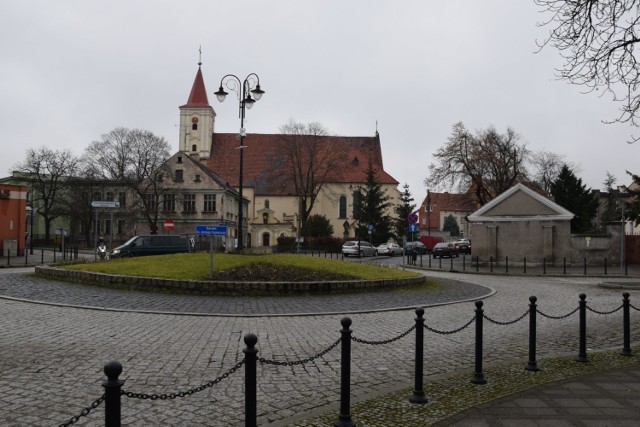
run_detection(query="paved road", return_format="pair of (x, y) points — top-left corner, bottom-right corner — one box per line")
(1, 267), (640, 426)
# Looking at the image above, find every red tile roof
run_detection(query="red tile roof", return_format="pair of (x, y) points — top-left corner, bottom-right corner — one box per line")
(181, 66), (209, 108)
(205, 132), (399, 196)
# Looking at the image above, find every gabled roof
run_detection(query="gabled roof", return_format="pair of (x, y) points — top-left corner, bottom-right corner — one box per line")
(205, 133), (399, 196)
(420, 191), (477, 212)
(181, 154), (240, 197)
(180, 65), (210, 108)
(468, 183), (574, 222)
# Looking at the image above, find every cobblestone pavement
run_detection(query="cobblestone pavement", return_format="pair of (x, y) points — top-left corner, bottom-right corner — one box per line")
(1, 267), (640, 426)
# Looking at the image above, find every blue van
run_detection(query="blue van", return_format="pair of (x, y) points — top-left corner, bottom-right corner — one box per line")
(110, 234), (191, 258)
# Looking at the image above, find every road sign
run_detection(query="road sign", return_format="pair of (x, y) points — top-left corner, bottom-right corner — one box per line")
(407, 212), (418, 224)
(91, 201), (120, 208)
(195, 225), (227, 236)
(367, 224), (374, 234)
(164, 219), (174, 231)
(409, 223), (418, 233)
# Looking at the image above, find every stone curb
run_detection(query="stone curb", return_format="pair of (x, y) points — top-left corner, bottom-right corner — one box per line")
(34, 265), (425, 295)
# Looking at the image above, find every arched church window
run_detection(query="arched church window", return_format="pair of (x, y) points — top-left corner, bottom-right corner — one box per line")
(192, 144), (197, 152)
(192, 123), (198, 131)
(264, 199), (270, 209)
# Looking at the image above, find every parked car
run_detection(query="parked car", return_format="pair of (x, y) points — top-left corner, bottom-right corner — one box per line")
(432, 242), (459, 258)
(376, 242), (403, 256)
(341, 240), (378, 257)
(404, 241), (427, 255)
(110, 234), (191, 258)
(420, 235), (444, 253)
(454, 239), (472, 254)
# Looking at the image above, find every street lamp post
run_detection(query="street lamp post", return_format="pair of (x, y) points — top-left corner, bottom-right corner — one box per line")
(214, 73), (264, 251)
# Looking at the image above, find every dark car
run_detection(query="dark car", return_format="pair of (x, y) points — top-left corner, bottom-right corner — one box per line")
(404, 241), (427, 255)
(432, 242), (459, 258)
(454, 239), (472, 255)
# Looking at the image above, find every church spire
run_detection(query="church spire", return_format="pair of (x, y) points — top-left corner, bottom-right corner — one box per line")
(182, 55), (209, 108)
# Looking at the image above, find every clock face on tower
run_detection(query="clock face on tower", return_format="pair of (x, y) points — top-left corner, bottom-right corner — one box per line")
(191, 117), (199, 123)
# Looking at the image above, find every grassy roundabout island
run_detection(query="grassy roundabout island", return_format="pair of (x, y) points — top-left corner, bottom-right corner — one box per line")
(40, 253), (427, 295)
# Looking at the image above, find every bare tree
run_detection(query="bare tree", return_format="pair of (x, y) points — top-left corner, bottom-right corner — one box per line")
(83, 128), (172, 234)
(278, 119), (344, 229)
(528, 149), (573, 195)
(425, 122), (529, 205)
(535, 0), (640, 141)
(14, 147), (79, 242)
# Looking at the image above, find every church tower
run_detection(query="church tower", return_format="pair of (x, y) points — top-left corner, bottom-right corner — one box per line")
(179, 60), (215, 160)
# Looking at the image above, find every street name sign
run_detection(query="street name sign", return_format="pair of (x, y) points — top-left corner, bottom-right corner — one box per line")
(195, 225), (227, 236)
(91, 201), (120, 208)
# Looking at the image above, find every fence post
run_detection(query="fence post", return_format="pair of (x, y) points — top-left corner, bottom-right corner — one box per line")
(449, 255), (453, 272)
(476, 256), (479, 272)
(604, 257), (608, 275)
(41, 248), (44, 264)
(6, 249), (10, 266)
(577, 293), (588, 363)
(244, 333), (258, 427)
(463, 254), (466, 271)
(471, 301), (486, 384)
(621, 293), (633, 357)
(543, 257), (546, 274)
(420, 253), (423, 267)
(523, 257), (527, 274)
(563, 257), (566, 275)
(525, 296), (539, 371)
(438, 256), (442, 270)
(583, 258), (587, 275)
(103, 361), (123, 427)
(428, 253), (431, 268)
(410, 308), (427, 403)
(505, 256), (509, 273)
(335, 317), (355, 427)
(489, 257), (493, 273)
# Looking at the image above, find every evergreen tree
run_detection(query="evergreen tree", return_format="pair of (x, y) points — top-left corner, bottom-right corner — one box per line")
(442, 214), (460, 237)
(393, 183), (417, 241)
(550, 165), (599, 233)
(353, 160), (393, 245)
(601, 172), (623, 226)
(626, 171), (640, 227)
(301, 214), (334, 237)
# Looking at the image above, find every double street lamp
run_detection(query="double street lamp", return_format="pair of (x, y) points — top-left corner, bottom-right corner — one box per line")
(214, 73), (264, 250)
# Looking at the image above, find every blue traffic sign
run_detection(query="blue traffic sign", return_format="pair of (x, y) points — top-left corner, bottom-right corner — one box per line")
(409, 223), (418, 233)
(195, 225), (227, 236)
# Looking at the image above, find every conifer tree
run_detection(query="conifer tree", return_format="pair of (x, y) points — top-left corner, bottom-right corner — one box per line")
(353, 160), (393, 244)
(393, 183), (416, 241)
(550, 165), (599, 233)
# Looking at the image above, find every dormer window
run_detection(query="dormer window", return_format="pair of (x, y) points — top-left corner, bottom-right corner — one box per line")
(177, 156), (183, 164)
(195, 174), (201, 182)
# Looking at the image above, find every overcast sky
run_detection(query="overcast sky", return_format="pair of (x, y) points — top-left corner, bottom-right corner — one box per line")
(1, 0), (637, 205)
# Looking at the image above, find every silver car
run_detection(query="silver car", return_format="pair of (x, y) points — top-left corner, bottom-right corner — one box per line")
(376, 242), (403, 256)
(342, 240), (378, 257)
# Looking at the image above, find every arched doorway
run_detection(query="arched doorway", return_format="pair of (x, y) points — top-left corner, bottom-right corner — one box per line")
(262, 232), (270, 247)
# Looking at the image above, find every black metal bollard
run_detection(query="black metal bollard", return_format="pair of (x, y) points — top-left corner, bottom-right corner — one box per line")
(577, 293), (588, 363)
(6, 249), (10, 266)
(583, 258), (587, 275)
(621, 293), (633, 357)
(410, 308), (428, 403)
(244, 333), (258, 427)
(476, 256), (479, 272)
(604, 257), (608, 275)
(428, 253), (432, 268)
(438, 256), (442, 269)
(463, 254), (466, 271)
(523, 257), (527, 274)
(53, 247), (56, 262)
(471, 301), (486, 384)
(41, 248), (44, 264)
(449, 255), (453, 272)
(334, 317), (355, 427)
(563, 257), (566, 275)
(420, 253), (423, 267)
(103, 361), (124, 427)
(489, 257), (493, 273)
(525, 296), (539, 371)
(505, 256), (509, 273)
(543, 257), (546, 274)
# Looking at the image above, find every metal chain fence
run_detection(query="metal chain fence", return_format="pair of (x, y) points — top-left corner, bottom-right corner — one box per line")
(483, 309), (530, 325)
(586, 304), (624, 315)
(536, 306), (580, 319)
(259, 338), (342, 366)
(58, 394), (106, 427)
(424, 315), (476, 335)
(122, 359), (245, 401)
(351, 324), (417, 345)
